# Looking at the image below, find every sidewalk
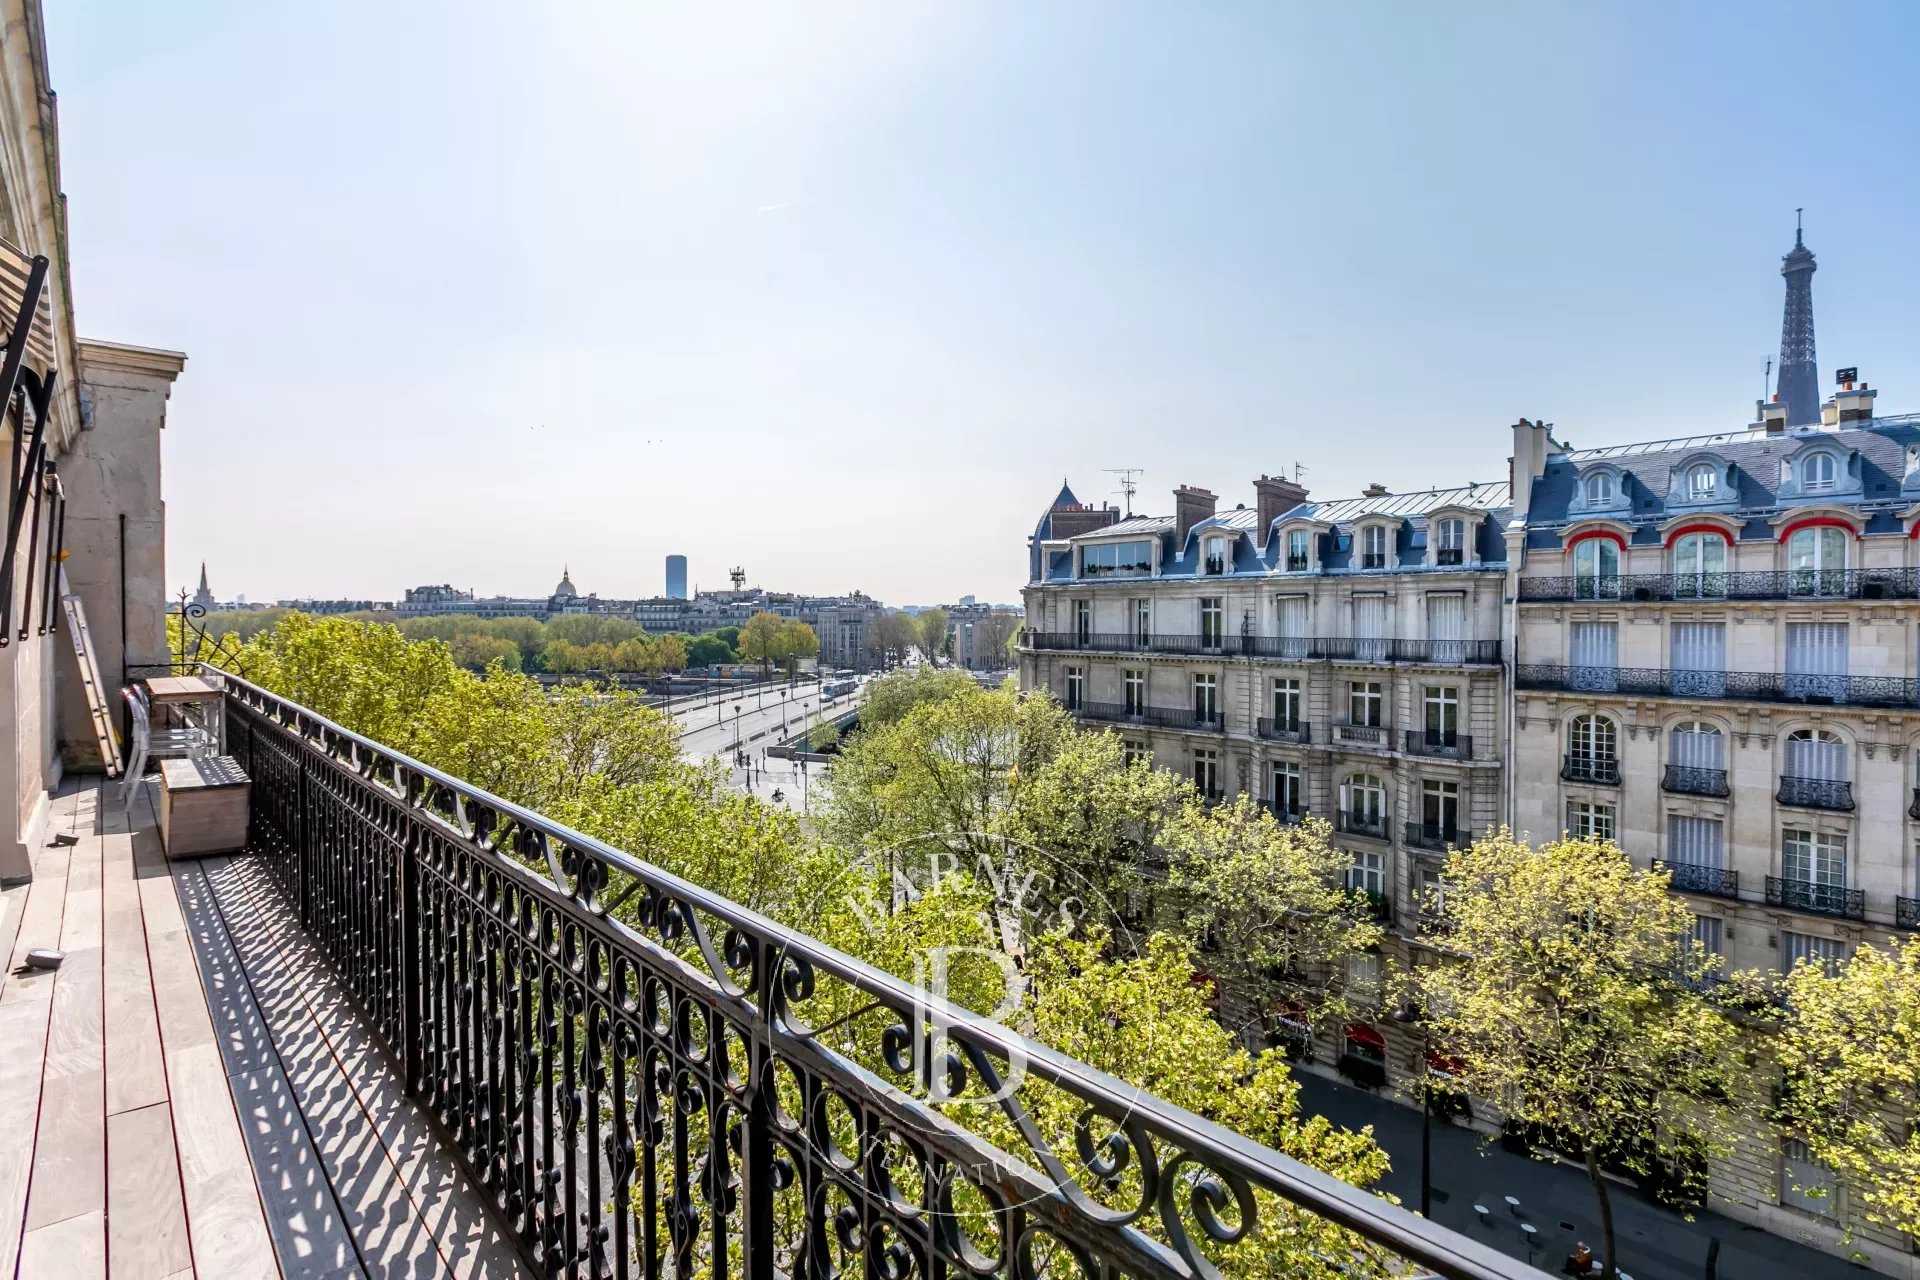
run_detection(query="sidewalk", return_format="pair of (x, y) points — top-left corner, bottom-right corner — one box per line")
(1294, 1073), (1875, 1280)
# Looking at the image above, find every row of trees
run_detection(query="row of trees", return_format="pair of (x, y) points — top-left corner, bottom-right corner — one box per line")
(205, 615), (1920, 1279)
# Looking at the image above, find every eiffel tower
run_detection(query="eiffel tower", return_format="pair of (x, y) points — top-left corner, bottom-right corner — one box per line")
(1776, 210), (1819, 426)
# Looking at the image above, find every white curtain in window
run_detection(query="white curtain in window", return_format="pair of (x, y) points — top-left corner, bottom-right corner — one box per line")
(1426, 592), (1465, 662)
(1690, 915), (1723, 955)
(1667, 815), (1724, 869)
(1785, 734), (1847, 781)
(1781, 933), (1847, 979)
(1276, 595), (1309, 659)
(1670, 621), (1727, 696)
(1570, 621), (1618, 691)
(1671, 726), (1724, 770)
(1352, 594), (1388, 661)
(1786, 622), (1848, 699)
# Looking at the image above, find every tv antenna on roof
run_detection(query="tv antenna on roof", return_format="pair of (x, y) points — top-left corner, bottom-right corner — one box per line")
(1764, 357), (1774, 403)
(1292, 461), (1309, 483)
(729, 566), (746, 590)
(1104, 467), (1141, 516)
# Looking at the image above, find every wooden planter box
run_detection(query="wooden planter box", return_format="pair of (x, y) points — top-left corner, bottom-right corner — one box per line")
(160, 755), (250, 858)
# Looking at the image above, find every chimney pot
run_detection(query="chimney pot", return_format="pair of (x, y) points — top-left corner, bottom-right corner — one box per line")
(1362, 482), (1390, 498)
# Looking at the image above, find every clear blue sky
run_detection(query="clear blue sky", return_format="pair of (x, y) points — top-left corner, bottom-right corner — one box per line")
(44, 2), (1920, 607)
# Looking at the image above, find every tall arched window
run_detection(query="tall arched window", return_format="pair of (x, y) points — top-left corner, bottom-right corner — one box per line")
(1787, 525), (1848, 597)
(1672, 532), (1726, 598)
(1566, 714), (1618, 783)
(1584, 472), (1613, 505)
(1667, 720), (1727, 796)
(1802, 452), (1837, 492)
(1572, 537), (1620, 599)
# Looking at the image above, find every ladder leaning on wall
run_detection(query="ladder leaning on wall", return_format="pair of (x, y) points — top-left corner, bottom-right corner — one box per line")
(60, 568), (121, 777)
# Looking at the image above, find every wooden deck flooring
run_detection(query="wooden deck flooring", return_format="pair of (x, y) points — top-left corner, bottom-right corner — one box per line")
(1, 780), (530, 1280)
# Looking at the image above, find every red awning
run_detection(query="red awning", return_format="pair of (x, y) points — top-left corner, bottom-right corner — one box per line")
(1343, 1022), (1386, 1050)
(1425, 1050), (1465, 1077)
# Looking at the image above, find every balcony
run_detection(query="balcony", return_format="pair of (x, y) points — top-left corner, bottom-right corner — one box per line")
(1024, 631), (1500, 664)
(1517, 664), (1920, 712)
(1403, 730), (1473, 760)
(1518, 567), (1920, 603)
(1560, 754), (1622, 785)
(1074, 701), (1225, 733)
(1653, 859), (1740, 900)
(1335, 808), (1391, 840)
(75, 674), (1535, 1280)
(1662, 763), (1730, 798)
(1332, 722), (1387, 748)
(1766, 875), (1867, 921)
(1775, 775), (1856, 812)
(1405, 822), (1474, 852)
(1900, 896), (1919, 931)
(1348, 884), (1394, 921)
(1256, 717), (1311, 743)
(1266, 799), (1309, 825)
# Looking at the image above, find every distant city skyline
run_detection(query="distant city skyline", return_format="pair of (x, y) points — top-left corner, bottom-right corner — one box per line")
(44, 2), (1920, 605)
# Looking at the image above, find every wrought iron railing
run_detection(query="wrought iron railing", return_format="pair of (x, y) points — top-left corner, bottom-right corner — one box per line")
(1075, 701), (1224, 732)
(1775, 775), (1856, 811)
(1653, 860), (1739, 900)
(1335, 808), (1391, 840)
(1023, 632), (1501, 664)
(1662, 764), (1729, 797)
(1559, 754), (1621, 785)
(1518, 568), (1920, 604)
(1899, 896), (1920, 931)
(1256, 717), (1311, 743)
(1517, 664), (1920, 711)
(1766, 876), (1866, 921)
(1404, 823), (1473, 853)
(1403, 731), (1472, 760)
(213, 671), (1532, 1280)
(1266, 799), (1309, 825)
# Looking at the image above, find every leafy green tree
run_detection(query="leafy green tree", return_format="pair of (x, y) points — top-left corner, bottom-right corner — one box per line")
(685, 633), (734, 667)
(232, 613), (464, 755)
(543, 637), (584, 674)
(738, 610), (789, 677)
(806, 720), (840, 752)
(1775, 935), (1920, 1239)
(543, 682), (681, 793)
(448, 632), (522, 672)
(1161, 803), (1380, 1034)
(854, 665), (978, 731)
(915, 607), (950, 661)
(1403, 832), (1748, 1279)
(652, 633), (688, 672)
(869, 611), (919, 668)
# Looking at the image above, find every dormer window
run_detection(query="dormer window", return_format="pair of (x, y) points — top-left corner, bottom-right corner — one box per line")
(1584, 473), (1613, 505)
(1686, 463), (1718, 500)
(1285, 528), (1311, 572)
(1081, 539), (1153, 578)
(1434, 517), (1465, 566)
(1203, 535), (1228, 576)
(1359, 524), (1388, 570)
(1803, 452), (1837, 493)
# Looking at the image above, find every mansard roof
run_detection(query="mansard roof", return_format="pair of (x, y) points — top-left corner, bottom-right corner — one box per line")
(1281, 481), (1512, 526)
(1524, 413), (1920, 530)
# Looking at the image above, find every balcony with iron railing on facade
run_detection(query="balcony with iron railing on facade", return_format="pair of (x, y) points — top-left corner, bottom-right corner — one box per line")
(1766, 875), (1867, 921)
(1403, 730), (1473, 761)
(1518, 567), (1920, 604)
(1331, 721), (1388, 749)
(1560, 753), (1622, 785)
(1404, 822), (1474, 853)
(1335, 806), (1391, 841)
(1024, 631), (1500, 664)
(1900, 896), (1920, 931)
(1256, 716), (1311, 744)
(1652, 859), (1739, 900)
(1266, 798), (1309, 825)
(1662, 763), (1730, 798)
(1775, 775), (1856, 812)
(198, 671), (1532, 1280)
(1073, 700), (1224, 733)
(1518, 664), (1920, 712)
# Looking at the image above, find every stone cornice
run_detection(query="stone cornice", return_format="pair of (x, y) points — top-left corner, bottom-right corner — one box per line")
(78, 337), (188, 383)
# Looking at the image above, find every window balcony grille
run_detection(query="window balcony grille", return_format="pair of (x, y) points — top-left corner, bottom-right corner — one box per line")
(209, 670), (1535, 1280)
(1285, 554), (1310, 572)
(1404, 822), (1473, 852)
(1775, 775), (1855, 811)
(1652, 859), (1739, 900)
(1435, 548), (1464, 566)
(1022, 632), (1503, 664)
(1560, 754), (1621, 785)
(1335, 808), (1390, 840)
(1518, 568), (1920, 603)
(1334, 723), (1385, 747)
(1899, 896), (1919, 931)
(1662, 764), (1729, 798)
(1265, 800), (1308, 825)
(1203, 555), (1226, 576)
(1517, 664), (1920, 712)
(1349, 886), (1393, 921)
(1255, 718), (1310, 744)
(1765, 876), (1866, 921)
(1403, 731), (1471, 760)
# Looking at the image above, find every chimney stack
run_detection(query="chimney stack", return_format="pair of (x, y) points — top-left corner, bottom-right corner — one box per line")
(1827, 373), (1876, 425)
(1758, 397), (1789, 434)
(1173, 485), (1217, 546)
(1362, 482), (1390, 498)
(1253, 473), (1309, 540)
